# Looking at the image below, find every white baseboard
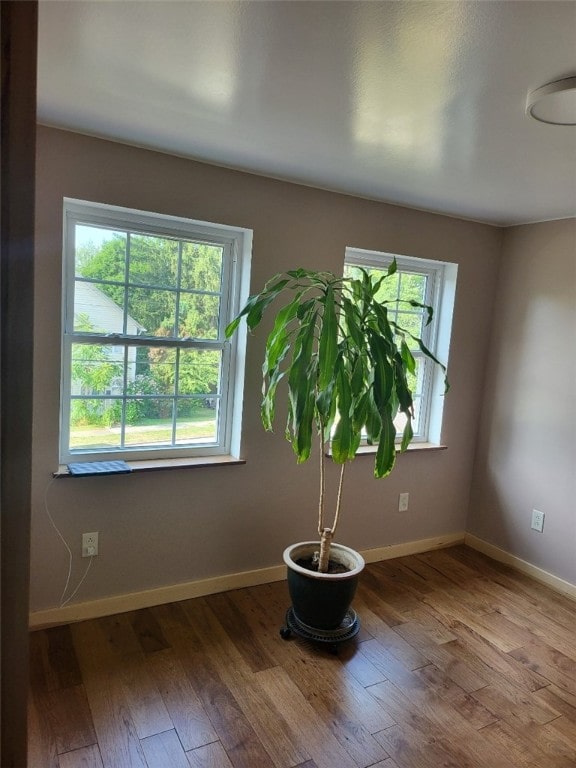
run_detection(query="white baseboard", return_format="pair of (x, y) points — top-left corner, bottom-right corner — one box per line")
(29, 531), (465, 630)
(29, 562), (287, 630)
(361, 531), (465, 564)
(465, 534), (576, 601)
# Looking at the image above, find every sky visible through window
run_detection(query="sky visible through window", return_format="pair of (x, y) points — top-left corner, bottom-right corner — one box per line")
(76, 225), (118, 249)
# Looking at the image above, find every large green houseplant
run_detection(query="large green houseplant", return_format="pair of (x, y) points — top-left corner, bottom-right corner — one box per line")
(226, 263), (447, 632)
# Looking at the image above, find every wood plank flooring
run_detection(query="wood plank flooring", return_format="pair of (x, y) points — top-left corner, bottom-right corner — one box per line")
(28, 545), (576, 768)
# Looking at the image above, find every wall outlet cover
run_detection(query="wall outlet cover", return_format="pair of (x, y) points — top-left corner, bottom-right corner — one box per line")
(82, 531), (99, 557)
(531, 509), (545, 533)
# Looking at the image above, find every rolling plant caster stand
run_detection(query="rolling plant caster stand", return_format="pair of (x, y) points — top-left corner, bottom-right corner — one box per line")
(279, 607), (360, 653)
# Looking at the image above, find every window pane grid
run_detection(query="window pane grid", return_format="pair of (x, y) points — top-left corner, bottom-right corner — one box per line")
(73, 228), (226, 343)
(62, 203), (249, 463)
(68, 340), (223, 447)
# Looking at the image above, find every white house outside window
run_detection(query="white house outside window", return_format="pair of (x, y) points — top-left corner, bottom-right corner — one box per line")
(60, 199), (252, 464)
(344, 247), (457, 445)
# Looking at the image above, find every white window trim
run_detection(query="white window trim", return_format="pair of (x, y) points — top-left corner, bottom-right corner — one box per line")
(345, 247), (457, 446)
(60, 199), (252, 464)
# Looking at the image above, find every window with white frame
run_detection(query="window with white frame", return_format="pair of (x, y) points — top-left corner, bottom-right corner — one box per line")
(60, 199), (252, 464)
(345, 247), (457, 445)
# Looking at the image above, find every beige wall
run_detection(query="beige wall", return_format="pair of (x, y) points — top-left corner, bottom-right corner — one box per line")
(31, 126), (502, 612)
(468, 219), (576, 585)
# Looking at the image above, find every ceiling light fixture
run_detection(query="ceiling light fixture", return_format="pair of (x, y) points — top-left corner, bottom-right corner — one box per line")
(526, 76), (576, 125)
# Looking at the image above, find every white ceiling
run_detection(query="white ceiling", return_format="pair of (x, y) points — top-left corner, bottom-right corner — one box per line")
(38, 0), (576, 226)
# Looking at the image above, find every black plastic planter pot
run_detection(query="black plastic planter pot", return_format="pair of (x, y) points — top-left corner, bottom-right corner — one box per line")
(283, 542), (365, 631)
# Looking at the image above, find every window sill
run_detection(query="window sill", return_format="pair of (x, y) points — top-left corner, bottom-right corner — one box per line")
(54, 455), (246, 478)
(326, 442), (447, 458)
(359, 442), (447, 454)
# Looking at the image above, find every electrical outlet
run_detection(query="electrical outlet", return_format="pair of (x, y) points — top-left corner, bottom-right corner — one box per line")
(82, 531), (99, 557)
(531, 509), (545, 533)
(399, 492), (409, 512)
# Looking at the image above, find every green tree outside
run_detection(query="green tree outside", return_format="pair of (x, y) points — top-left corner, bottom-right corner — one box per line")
(71, 230), (224, 442)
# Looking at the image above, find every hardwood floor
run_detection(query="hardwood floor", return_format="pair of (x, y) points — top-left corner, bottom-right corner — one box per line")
(28, 545), (576, 768)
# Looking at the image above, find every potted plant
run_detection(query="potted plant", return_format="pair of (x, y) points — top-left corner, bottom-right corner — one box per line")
(225, 263), (447, 639)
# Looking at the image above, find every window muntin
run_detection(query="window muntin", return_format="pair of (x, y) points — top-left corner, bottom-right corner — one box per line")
(344, 248), (445, 443)
(61, 201), (251, 463)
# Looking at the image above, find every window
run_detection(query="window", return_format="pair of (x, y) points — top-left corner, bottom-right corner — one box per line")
(60, 199), (252, 464)
(345, 247), (457, 445)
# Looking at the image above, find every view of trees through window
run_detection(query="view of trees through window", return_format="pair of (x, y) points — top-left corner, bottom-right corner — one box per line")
(69, 224), (226, 452)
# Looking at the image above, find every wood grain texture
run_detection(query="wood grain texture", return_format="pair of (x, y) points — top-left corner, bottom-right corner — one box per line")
(28, 545), (576, 767)
(57, 744), (104, 768)
(145, 649), (218, 750)
(186, 741), (235, 768)
(140, 729), (190, 768)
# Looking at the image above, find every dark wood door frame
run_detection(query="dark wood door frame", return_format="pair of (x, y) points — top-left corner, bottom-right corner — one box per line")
(1, 2), (38, 765)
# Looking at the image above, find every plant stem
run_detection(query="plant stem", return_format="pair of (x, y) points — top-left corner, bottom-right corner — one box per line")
(318, 528), (333, 573)
(317, 462), (346, 573)
(317, 420), (329, 573)
(318, 420), (325, 537)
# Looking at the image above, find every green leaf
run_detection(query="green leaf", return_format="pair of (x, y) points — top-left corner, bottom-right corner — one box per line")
(368, 259), (397, 298)
(341, 297), (364, 348)
(369, 331), (394, 411)
(286, 268), (308, 279)
(405, 299), (433, 326)
(259, 295), (305, 431)
(352, 390), (370, 433)
(350, 427), (362, 456)
(400, 415), (413, 452)
(416, 338), (448, 377)
(371, 273), (387, 295)
(225, 277), (291, 337)
(224, 315), (243, 338)
(365, 391), (382, 444)
(246, 279), (290, 329)
(332, 358), (354, 463)
(295, 362), (317, 463)
(262, 294), (302, 377)
(287, 309), (317, 462)
(350, 278), (364, 304)
(400, 339), (416, 375)
(371, 303), (394, 345)
(261, 366), (286, 431)
(316, 379), (334, 419)
(321, 390), (338, 443)
(393, 352), (414, 414)
(225, 290), (265, 337)
(350, 357), (366, 398)
(375, 404), (396, 478)
(317, 285), (338, 392)
(400, 329), (449, 394)
(262, 272), (286, 290)
(297, 298), (316, 320)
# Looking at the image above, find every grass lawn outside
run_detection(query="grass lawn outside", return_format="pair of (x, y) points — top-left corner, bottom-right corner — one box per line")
(70, 412), (217, 449)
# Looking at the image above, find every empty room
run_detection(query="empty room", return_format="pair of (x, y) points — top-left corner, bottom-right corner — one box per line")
(2, 1), (575, 767)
